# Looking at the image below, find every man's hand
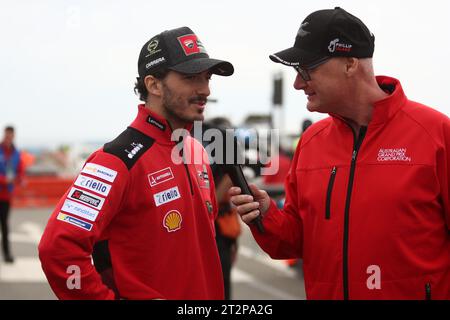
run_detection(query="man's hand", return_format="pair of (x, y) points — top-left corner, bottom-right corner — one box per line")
(229, 184), (270, 225)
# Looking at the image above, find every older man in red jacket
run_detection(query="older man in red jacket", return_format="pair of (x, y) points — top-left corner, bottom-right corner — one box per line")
(230, 8), (450, 299)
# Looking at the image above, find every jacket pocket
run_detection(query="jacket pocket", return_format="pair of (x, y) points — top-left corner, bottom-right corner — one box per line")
(425, 283), (432, 300)
(325, 166), (337, 220)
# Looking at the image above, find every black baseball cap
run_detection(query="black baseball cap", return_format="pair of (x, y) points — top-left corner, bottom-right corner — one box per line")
(138, 26), (234, 78)
(270, 7), (375, 68)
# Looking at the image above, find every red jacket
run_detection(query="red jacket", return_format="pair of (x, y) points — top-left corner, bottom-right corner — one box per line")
(39, 105), (224, 300)
(251, 76), (450, 299)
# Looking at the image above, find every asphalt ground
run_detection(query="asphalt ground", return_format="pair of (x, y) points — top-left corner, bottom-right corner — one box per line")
(0, 208), (305, 300)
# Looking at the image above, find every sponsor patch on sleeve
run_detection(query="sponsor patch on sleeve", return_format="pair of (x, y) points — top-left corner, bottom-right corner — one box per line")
(57, 213), (93, 231)
(68, 187), (105, 210)
(81, 163), (118, 182)
(153, 186), (181, 207)
(61, 199), (99, 222)
(74, 174), (112, 197)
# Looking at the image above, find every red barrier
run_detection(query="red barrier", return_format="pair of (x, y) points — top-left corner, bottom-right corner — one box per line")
(12, 176), (74, 208)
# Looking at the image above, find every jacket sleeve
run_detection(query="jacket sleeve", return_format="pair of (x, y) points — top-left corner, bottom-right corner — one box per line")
(38, 151), (129, 300)
(249, 140), (304, 259)
(438, 118), (450, 229)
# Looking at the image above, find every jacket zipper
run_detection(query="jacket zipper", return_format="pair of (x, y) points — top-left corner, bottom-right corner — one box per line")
(343, 126), (367, 300)
(425, 283), (432, 300)
(177, 136), (195, 196)
(183, 163), (194, 196)
(180, 148), (194, 196)
(325, 166), (337, 220)
(169, 122), (195, 196)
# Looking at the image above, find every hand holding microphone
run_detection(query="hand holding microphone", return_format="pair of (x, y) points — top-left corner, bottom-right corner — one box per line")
(227, 164), (270, 233)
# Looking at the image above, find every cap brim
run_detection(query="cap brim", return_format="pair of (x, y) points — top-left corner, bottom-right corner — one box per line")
(169, 58), (234, 76)
(269, 47), (328, 68)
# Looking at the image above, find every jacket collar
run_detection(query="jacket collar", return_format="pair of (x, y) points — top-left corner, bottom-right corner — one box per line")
(370, 76), (408, 126)
(130, 104), (193, 146)
(331, 76), (408, 129)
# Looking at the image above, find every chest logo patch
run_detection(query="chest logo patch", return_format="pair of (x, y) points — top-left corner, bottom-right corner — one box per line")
(153, 186), (181, 207)
(163, 210), (182, 232)
(377, 148), (411, 162)
(148, 167), (174, 188)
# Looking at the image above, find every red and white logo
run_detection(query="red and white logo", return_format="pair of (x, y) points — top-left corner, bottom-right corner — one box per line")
(195, 164), (210, 189)
(148, 167), (174, 187)
(178, 34), (204, 55)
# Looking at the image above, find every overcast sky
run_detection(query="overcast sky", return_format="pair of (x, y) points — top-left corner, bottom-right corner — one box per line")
(1, 0), (449, 149)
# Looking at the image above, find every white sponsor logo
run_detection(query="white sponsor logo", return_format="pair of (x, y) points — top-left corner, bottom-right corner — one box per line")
(61, 199), (99, 222)
(57, 213), (93, 231)
(126, 142), (144, 159)
(153, 186), (181, 207)
(74, 174), (112, 196)
(146, 57), (166, 69)
(68, 187), (105, 210)
(81, 163), (117, 182)
(328, 38), (340, 53)
(148, 167), (174, 187)
(377, 148), (411, 162)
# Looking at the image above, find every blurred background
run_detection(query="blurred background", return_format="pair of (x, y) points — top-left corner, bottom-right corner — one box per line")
(1, 0), (449, 299)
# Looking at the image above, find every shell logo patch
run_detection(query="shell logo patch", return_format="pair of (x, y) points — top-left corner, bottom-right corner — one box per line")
(163, 210), (182, 232)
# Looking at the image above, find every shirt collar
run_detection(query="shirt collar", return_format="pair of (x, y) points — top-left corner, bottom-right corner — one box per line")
(130, 104), (193, 145)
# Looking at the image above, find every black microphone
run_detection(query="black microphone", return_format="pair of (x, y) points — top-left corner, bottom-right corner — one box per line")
(225, 164), (265, 233)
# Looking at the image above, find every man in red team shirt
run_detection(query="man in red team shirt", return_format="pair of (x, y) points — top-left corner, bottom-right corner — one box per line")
(39, 27), (234, 299)
(230, 7), (450, 299)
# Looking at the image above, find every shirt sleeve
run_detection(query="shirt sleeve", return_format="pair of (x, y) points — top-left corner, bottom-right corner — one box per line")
(38, 150), (129, 300)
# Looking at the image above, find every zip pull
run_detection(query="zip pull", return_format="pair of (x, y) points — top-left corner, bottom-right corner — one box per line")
(325, 166), (338, 220)
(425, 283), (432, 300)
(352, 150), (357, 161)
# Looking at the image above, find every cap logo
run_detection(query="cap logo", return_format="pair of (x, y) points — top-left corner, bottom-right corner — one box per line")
(328, 38), (352, 53)
(146, 39), (162, 57)
(297, 22), (311, 37)
(328, 39), (339, 53)
(145, 57), (166, 70)
(178, 34), (207, 56)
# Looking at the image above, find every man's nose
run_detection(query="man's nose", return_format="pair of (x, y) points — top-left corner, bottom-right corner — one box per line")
(293, 73), (308, 91)
(197, 78), (210, 97)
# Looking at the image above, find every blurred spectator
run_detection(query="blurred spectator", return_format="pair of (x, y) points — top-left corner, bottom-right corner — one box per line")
(293, 118), (313, 150)
(0, 126), (24, 263)
(263, 147), (292, 186)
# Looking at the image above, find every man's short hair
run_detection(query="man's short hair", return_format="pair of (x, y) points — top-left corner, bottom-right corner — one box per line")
(4, 126), (14, 133)
(133, 70), (169, 102)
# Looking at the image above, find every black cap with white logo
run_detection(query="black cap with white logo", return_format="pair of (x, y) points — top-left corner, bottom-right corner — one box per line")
(138, 26), (234, 78)
(270, 7), (375, 68)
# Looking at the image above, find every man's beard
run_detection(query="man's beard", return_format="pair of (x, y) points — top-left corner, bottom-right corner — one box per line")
(161, 81), (207, 126)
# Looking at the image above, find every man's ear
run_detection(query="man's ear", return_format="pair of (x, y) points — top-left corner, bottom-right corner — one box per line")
(145, 75), (162, 97)
(345, 57), (359, 77)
